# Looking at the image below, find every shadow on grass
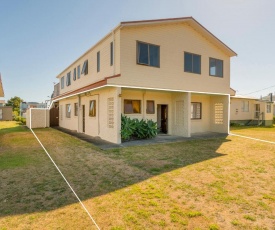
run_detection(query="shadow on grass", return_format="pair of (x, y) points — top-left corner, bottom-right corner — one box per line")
(0, 126), (229, 218)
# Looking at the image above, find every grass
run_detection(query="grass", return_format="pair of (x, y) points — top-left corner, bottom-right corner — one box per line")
(230, 125), (275, 142)
(0, 121), (274, 229)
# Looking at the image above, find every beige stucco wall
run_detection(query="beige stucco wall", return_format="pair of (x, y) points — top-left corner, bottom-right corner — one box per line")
(59, 87), (121, 144)
(121, 89), (228, 136)
(230, 98), (273, 122)
(26, 109), (49, 128)
(0, 106), (12, 121)
(191, 94), (229, 134)
(57, 30), (121, 96)
(121, 88), (173, 134)
(108, 23), (231, 94)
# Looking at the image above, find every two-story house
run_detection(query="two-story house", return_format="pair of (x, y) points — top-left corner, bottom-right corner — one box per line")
(52, 17), (237, 144)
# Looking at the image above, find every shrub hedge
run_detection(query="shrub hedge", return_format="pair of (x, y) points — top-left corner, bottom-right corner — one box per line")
(121, 115), (158, 141)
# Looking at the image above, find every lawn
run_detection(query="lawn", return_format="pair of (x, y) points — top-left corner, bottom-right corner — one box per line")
(0, 121), (274, 229)
(230, 125), (275, 142)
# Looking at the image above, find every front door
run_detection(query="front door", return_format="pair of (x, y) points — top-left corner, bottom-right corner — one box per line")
(159, 105), (168, 134)
(255, 104), (260, 118)
(82, 105), (85, 133)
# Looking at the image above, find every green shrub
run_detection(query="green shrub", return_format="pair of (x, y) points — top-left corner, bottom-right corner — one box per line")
(121, 115), (158, 141)
(273, 116), (275, 124)
(121, 115), (135, 140)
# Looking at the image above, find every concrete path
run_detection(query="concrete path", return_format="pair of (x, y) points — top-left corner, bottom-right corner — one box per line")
(53, 127), (228, 150)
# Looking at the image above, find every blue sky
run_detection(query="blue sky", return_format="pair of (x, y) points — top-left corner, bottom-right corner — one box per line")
(0, 0), (275, 102)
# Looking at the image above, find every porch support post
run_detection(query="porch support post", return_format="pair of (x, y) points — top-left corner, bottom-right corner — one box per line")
(184, 92), (191, 137)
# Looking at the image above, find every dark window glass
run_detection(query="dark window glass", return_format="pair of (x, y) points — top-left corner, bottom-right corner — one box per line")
(138, 42), (149, 65)
(97, 51), (100, 72)
(184, 53), (192, 72)
(193, 55), (201, 74)
(209, 58), (223, 77)
(149, 45), (160, 67)
(184, 52), (201, 74)
(81, 60), (88, 75)
(191, 102), (201, 119)
(61, 77), (64, 89)
(124, 100), (141, 114)
(110, 42), (113, 66)
(73, 68), (76, 81)
(66, 72), (71, 86)
(146, 100), (155, 114)
(137, 42), (160, 67)
(77, 65), (81, 78)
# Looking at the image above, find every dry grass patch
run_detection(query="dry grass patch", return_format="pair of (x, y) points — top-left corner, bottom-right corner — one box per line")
(0, 122), (274, 229)
(230, 125), (275, 142)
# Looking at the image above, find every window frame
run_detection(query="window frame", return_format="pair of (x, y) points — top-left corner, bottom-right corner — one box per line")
(136, 41), (160, 68)
(97, 51), (100, 72)
(77, 65), (81, 79)
(110, 42), (113, 66)
(89, 100), (96, 117)
(81, 60), (88, 75)
(146, 100), (155, 114)
(61, 76), (64, 89)
(242, 101), (249, 112)
(73, 68), (76, 81)
(184, 52), (201, 74)
(66, 104), (71, 118)
(74, 103), (78, 116)
(209, 57), (223, 77)
(191, 102), (202, 120)
(66, 72), (71, 86)
(124, 100), (142, 114)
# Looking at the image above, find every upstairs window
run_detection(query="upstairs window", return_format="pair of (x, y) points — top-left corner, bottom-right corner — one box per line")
(184, 52), (201, 74)
(191, 102), (201, 119)
(77, 65), (81, 79)
(81, 60), (88, 75)
(66, 72), (71, 86)
(66, 104), (71, 118)
(110, 42), (113, 66)
(73, 68), (76, 81)
(97, 51), (100, 72)
(89, 100), (96, 117)
(137, 41), (160, 67)
(61, 76), (64, 89)
(124, 100), (141, 114)
(209, 58), (223, 77)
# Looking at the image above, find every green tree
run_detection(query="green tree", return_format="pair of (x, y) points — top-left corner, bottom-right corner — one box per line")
(6, 96), (24, 113)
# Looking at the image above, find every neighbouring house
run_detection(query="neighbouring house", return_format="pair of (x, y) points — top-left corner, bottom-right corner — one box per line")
(50, 17), (237, 144)
(20, 102), (47, 118)
(230, 93), (274, 126)
(262, 93), (275, 116)
(0, 74), (13, 121)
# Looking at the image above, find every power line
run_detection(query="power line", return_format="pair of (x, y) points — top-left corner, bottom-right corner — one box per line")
(242, 84), (275, 95)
